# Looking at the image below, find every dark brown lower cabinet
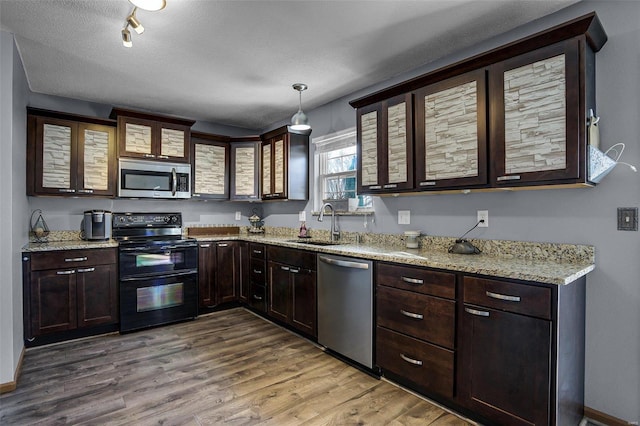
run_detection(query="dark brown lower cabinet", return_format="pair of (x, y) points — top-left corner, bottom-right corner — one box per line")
(248, 243), (267, 313)
(23, 248), (118, 345)
(458, 275), (586, 426)
(267, 246), (316, 337)
(198, 241), (240, 310)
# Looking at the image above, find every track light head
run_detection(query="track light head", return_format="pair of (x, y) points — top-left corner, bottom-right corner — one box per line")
(127, 9), (144, 34)
(121, 26), (133, 48)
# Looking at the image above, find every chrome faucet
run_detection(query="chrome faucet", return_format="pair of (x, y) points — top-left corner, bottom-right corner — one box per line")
(318, 202), (340, 242)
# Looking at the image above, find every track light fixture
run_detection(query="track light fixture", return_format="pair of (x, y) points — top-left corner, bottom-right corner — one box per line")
(290, 83), (311, 131)
(119, 2), (165, 47)
(127, 9), (144, 34)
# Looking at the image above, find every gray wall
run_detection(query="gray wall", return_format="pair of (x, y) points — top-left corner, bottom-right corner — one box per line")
(3, 0), (638, 422)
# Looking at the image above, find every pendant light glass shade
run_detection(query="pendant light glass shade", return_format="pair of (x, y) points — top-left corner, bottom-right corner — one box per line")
(290, 83), (311, 131)
(129, 0), (166, 11)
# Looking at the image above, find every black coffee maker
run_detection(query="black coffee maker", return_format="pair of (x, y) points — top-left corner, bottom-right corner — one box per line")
(81, 210), (112, 241)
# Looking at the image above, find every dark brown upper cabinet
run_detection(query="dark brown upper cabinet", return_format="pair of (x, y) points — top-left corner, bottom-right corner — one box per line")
(351, 12), (607, 193)
(260, 126), (309, 201)
(191, 132), (230, 200)
(230, 137), (262, 201)
(27, 108), (116, 197)
(110, 108), (195, 163)
(357, 93), (414, 195)
(414, 69), (488, 190)
(489, 39), (584, 187)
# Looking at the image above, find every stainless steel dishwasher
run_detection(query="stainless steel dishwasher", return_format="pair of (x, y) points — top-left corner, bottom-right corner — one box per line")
(317, 253), (373, 369)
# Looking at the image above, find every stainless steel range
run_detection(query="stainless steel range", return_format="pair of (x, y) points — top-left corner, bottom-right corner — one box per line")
(113, 212), (198, 333)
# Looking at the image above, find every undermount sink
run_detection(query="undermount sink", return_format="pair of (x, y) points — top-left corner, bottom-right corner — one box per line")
(286, 239), (340, 246)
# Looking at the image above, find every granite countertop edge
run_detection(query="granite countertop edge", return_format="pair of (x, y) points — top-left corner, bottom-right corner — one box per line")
(22, 235), (594, 286)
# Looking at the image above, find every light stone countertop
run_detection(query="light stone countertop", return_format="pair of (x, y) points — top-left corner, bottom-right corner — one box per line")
(22, 233), (594, 286)
(194, 235), (595, 286)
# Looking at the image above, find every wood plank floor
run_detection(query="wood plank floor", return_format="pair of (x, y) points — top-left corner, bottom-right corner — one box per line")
(0, 308), (475, 425)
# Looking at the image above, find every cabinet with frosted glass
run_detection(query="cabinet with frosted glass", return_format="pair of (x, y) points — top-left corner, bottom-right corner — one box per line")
(413, 69), (488, 190)
(191, 132), (229, 200)
(489, 39), (588, 187)
(356, 93), (413, 194)
(260, 126), (309, 201)
(27, 108), (116, 197)
(110, 108), (195, 163)
(230, 137), (261, 201)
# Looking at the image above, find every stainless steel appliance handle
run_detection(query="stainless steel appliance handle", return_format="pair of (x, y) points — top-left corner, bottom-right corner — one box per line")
(77, 267), (95, 273)
(465, 307), (490, 317)
(171, 168), (177, 196)
(400, 354), (423, 366)
(120, 270), (197, 282)
(318, 256), (369, 270)
(401, 276), (423, 285)
(400, 309), (423, 320)
(65, 257), (87, 262)
(486, 291), (521, 302)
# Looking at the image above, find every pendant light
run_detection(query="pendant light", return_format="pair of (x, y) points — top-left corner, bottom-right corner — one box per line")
(290, 83), (311, 131)
(129, 0), (166, 11)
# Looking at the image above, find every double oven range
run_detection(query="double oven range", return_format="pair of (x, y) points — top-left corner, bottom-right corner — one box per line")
(113, 213), (198, 333)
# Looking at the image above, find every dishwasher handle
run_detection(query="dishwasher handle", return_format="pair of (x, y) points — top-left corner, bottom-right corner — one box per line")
(318, 255), (369, 270)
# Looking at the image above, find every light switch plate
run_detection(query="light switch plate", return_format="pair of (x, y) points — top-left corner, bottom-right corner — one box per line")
(398, 210), (410, 225)
(617, 207), (638, 231)
(235, 211), (241, 221)
(299, 211), (306, 222)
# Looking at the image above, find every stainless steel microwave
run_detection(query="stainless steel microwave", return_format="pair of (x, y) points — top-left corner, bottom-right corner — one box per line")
(118, 158), (191, 199)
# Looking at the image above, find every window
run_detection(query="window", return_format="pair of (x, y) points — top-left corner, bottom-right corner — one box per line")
(313, 128), (372, 212)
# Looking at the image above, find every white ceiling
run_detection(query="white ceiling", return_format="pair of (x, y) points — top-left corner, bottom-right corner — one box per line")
(0, 0), (579, 131)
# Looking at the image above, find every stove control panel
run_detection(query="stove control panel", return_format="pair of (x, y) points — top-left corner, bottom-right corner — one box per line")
(112, 213), (182, 228)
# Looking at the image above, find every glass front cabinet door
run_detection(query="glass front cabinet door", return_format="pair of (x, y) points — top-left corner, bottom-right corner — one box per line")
(413, 69), (488, 190)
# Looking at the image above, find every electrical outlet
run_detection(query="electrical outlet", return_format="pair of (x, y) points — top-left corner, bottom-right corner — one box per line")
(617, 207), (638, 231)
(477, 210), (489, 227)
(398, 210), (410, 225)
(299, 211), (306, 222)
(235, 211), (241, 221)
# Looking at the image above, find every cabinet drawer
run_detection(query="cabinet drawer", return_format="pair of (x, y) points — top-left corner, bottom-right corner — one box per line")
(268, 246), (316, 270)
(249, 283), (267, 313)
(30, 248), (117, 271)
(463, 276), (551, 320)
(376, 326), (454, 398)
(250, 258), (266, 285)
(377, 286), (455, 349)
(250, 243), (266, 260)
(377, 263), (455, 299)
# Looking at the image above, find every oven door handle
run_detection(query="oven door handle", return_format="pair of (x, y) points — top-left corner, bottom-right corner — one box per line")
(119, 243), (198, 253)
(120, 270), (197, 282)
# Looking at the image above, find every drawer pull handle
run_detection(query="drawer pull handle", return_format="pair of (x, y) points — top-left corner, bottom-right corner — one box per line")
(289, 268), (300, 274)
(400, 309), (423, 320)
(369, 185), (382, 190)
(253, 250), (262, 254)
(465, 307), (490, 317)
(497, 175), (521, 181)
(486, 291), (521, 302)
(65, 257), (87, 262)
(280, 266), (290, 271)
(200, 244), (211, 248)
(56, 270), (75, 275)
(401, 276), (423, 285)
(400, 354), (423, 366)
(253, 294), (263, 301)
(383, 184), (397, 189)
(218, 243), (228, 247)
(253, 269), (262, 274)
(77, 267), (95, 273)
